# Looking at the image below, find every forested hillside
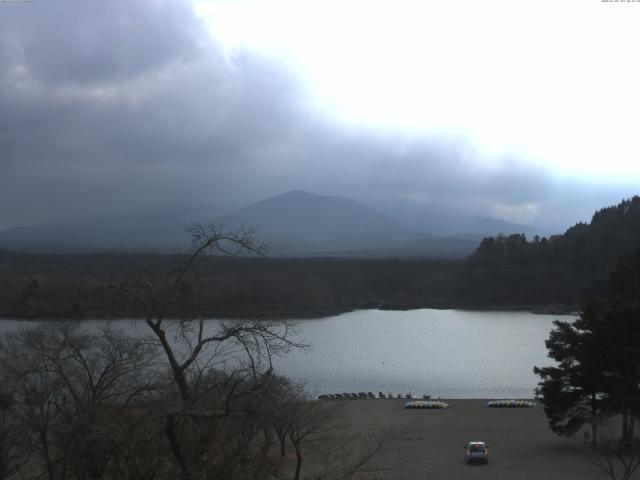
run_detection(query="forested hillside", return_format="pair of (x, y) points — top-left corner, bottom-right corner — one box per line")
(456, 196), (640, 307)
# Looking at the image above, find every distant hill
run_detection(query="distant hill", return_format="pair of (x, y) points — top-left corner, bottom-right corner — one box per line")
(456, 196), (640, 307)
(0, 191), (536, 258)
(0, 192), (429, 255)
(216, 190), (424, 254)
(379, 204), (552, 238)
(0, 207), (222, 253)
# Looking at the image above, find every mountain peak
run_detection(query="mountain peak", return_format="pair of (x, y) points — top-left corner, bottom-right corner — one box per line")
(266, 190), (341, 202)
(277, 190), (316, 198)
(217, 191), (420, 254)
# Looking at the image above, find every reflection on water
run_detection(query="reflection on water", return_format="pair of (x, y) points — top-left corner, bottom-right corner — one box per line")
(0, 309), (569, 399)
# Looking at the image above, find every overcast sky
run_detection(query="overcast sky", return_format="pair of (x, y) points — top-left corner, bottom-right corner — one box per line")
(1, 0), (639, 231)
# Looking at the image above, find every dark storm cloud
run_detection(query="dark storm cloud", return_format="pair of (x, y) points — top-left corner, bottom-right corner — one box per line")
(0, 0), (200, 86)
(0, 0), (634, 231)
(0, 0), (309, 226)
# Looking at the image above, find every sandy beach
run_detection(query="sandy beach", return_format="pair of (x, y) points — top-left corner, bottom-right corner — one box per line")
(328, 399), (606, 480)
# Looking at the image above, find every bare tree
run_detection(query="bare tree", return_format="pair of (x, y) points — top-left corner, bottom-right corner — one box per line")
(0, 322), (162, 480)
(112, 222), (307, 479)
(311, 428), (402, 480)
(257, 376), (296, 458)
(0, 391), (21, 480)
(588, 439), (640, 480)
(283, 390), (403, 480)
(587, 421), (640, 480)
(287, 394), (342, 480)
(0, 326), (70, 480)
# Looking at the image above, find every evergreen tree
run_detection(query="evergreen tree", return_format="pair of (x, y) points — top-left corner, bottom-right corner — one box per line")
(592, 301), (640, 445)
(534, 304), (610, 446)
(535, 247), (640, 446)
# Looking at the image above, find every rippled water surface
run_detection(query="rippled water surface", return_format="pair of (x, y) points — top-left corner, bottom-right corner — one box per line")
(273, 309), (566, 399)
(0, 309), (570, 398)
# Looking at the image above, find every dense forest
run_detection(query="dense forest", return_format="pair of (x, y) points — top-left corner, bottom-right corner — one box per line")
(0, 252), (460, 319)
(456, 196), (640, 308)
(2, 196), (640, 319)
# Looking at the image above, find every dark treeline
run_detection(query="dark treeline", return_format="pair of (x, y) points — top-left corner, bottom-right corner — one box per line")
(0, 251), (460, 319)
(3, 196), (640, 319)
(456, 196), (640, 308)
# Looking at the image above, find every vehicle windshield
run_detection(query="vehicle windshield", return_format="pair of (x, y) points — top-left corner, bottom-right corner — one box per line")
(469, 445), (486, 452)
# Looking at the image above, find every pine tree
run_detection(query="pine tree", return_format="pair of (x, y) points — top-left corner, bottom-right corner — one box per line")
(534, 305), (610, 446)
(535, 247), (640, 446)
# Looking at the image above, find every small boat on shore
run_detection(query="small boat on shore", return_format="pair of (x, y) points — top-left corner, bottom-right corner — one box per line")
(487, 399), (535, 408)
(405, 400), (449, 409)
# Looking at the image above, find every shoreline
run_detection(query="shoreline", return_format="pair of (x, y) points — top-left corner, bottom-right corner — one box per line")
(318, 396), (540, 401)
(0, 303), (580, 322)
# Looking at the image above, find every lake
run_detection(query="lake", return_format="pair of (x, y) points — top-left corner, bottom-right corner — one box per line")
(0, 309), (570, 399)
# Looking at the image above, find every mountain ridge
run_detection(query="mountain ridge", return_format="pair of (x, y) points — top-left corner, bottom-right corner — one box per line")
(0, 190), (548, 257)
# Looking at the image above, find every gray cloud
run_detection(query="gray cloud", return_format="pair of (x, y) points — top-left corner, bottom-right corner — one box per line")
(0, 0), (635, 232)
(1, 0), (201, 86)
